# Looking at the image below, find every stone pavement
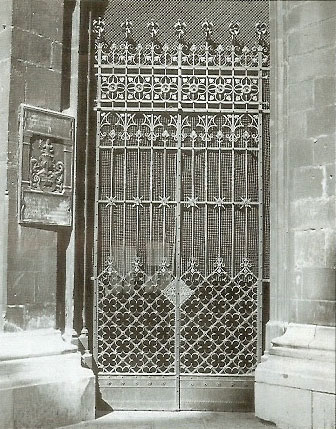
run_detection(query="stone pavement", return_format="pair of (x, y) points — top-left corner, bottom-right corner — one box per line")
(63, 411), (274, 429)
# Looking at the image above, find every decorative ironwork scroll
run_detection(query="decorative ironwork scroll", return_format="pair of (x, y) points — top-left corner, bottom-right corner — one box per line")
(92, 17), (270, 402)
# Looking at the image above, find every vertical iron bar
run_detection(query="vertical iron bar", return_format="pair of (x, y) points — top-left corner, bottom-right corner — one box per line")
(123, 124), (127, 275)
(149, 115), (153, 275)
(174, 43), (183, 411)
(163, 140), (167, 262)
(205, 43), (209, 275)
(204, 142), (208, 275)
(191, 130), (195, 261)
(93, 12), (101, 363)
(83, 7), (92, 336)
(245, 142), (248, 258)
(218, 118), (222, 258)
(123, 43), (128, 275)
(136, 143), (140, 256)
(231, 42), (236, 276)
(109, 144), (114, 259)
(257, 45), (264, 363)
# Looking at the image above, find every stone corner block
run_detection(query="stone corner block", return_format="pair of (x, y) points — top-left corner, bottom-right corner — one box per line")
(0, 330), (95, 428)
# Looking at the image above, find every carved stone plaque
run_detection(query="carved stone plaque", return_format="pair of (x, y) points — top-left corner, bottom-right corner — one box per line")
(18, 104), (75, 227)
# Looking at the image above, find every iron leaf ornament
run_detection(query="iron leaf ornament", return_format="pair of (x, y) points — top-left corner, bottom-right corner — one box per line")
(174, 19), (191, 51)
(174, 19), (187, 43)
(121, 19), (135, 45)
(229, 21), (242, 51)
(92, 16), (105, 41)
(202, 19), (214, 43)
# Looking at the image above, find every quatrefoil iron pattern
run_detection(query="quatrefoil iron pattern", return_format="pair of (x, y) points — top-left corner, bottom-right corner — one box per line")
(93, 16), (270, 379)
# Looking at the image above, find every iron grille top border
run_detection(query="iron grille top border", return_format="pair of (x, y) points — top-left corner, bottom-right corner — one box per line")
(92, 18), (270, 68)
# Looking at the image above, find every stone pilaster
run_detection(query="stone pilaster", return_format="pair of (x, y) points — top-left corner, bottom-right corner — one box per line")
(255, 2), (336, 428)
(0, 1), (95, 427)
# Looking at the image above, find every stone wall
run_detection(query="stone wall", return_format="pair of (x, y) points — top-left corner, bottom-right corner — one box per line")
(2, 0), (65, 330)
(256, 2), (335, 428)
(285, 0), (336, 326)
(0, 0), (13, 331)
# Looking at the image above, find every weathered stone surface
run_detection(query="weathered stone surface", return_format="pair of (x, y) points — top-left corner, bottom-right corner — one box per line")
(289, 136), (313, 167)
(315, 77), (336, 107)
(291, 197), (335, 230)
(25, 65), (62, 110)
(257, 1), (336, 425)
(289, 47), (335, 83)
(312, 391), (336, 429)
(51, 41), (63, 72)
(12, 29), (51, 67)
(306, 106), (336, 137)
(288, 17), (336, 56)
(324, 230), (336, 268)
(12, 0), (31, 32)
(256, 383), (312, 429)
(299, 267), (336, 301)
(256, 324), (336, 427)
(288, 0), (336, 30)
(291, 299), (336, 327)
(288, 111), (306, 141)
(0, 331), (95, 428)
(288, 80), (313, 112)
(313, 134), (336, 165)
(30, 0), (64, 42)
(293, 166), (324, 200)
(294, 229), (329, 267)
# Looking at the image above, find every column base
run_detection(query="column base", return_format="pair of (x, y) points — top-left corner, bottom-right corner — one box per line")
(0, 329), (95, 428)
(255, 323), (335, 429)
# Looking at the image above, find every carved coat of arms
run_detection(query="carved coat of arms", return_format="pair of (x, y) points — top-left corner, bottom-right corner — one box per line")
(29, 138), (64, 193)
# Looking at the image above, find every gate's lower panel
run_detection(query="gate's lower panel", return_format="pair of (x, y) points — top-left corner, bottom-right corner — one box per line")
(180, 376), (254, 412)
(98, 374), (177, 410)
(99, 374), (254, 411)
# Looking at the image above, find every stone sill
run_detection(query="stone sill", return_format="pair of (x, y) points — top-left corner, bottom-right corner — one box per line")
(271, 323), (335, 353)
(256, 323), (336, 394)
(0, 329), (77, 362)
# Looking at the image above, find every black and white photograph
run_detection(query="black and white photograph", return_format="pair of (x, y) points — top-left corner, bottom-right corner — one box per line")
(0, 1), (335, 428)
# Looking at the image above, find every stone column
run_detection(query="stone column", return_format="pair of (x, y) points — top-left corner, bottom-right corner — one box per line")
(0, 1), (95, 427)
(255, 2), (336, 428)
(0, 0), (12, 332)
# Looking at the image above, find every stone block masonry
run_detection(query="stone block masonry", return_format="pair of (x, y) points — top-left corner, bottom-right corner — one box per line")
(255, 1), (336, 428)
(4, 0), (65, 330)
(286, 1), (336, 327)
(0, 2), (96, 427)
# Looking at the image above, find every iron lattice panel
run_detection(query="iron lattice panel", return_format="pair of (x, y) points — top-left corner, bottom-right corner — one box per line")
(97, 261), (176, 373)
(102, 0), (269, 47)
(93, 15), (270, 380)
(180, 260), (257, 374)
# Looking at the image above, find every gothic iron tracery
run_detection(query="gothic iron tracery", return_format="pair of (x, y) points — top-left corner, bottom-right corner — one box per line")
(92, 16), (270, 401)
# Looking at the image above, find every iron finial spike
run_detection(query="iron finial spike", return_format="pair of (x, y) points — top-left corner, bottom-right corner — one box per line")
(202, 19), (214, 43)
(121, 19), (134, 41)
(147, 21), (159, 42)
(174, 19), (187, 43)
(229, 21), (240, 46)
(92, 16), (105, 41)
(255, 22), (267, 44)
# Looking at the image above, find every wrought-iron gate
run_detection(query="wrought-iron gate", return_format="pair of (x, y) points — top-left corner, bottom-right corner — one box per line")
(92, 17), (270, 410)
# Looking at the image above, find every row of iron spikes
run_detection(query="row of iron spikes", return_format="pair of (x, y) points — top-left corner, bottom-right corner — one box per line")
(93, 17), (268, 48)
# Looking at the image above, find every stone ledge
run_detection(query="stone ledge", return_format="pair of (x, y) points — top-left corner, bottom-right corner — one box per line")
(0, 329), (77, 361)
(256, 323), (335, 393)
(255, 383), (335, 429)
(271, 323), (335, 353)
(0, 329), (95, 428)
(255, 323), (335, 429)
(255, 353), (335, 393)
